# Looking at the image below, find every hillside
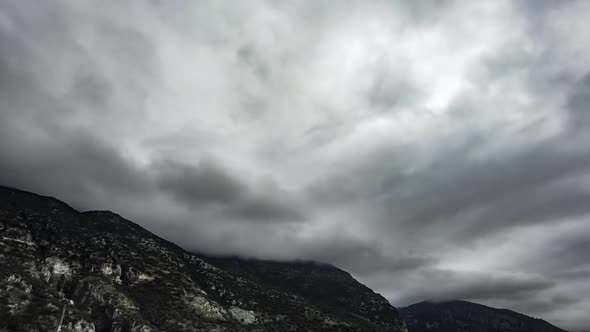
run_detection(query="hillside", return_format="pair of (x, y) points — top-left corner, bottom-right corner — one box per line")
(400, 300), (566, 332)
(0, 186), (407, 332)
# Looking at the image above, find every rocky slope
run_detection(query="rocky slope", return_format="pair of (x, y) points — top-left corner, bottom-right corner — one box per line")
(206, 256), (404, 330)
(0, 186), (407, 332)
(399, 300), (566, 332)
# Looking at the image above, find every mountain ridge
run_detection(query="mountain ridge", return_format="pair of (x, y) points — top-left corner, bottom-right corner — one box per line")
(0, 185), (407, 331)
(399, 300), (567, 332)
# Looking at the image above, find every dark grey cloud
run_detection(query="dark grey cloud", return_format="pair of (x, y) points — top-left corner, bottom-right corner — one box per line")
(512, 295), (580, 316)
(555, 268), (590, 281)
(298, 234), (436, 276)
(156, 159), (246, 205)
(1, 1), (590, 330)
(154, 159), (304, 223)
(568, 73), (590, 127)
(383, 141), (590, 237)
(0, 127), (149, 210)
(229, 194), (304, 222)
(392, 268), (556, 305)
(521, 230), (590, 276)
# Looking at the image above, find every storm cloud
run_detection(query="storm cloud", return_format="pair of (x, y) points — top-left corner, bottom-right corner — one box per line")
(1, 1), (590, 330)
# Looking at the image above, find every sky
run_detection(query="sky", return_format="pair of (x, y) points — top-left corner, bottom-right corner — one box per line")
(1, 0), (589, 330)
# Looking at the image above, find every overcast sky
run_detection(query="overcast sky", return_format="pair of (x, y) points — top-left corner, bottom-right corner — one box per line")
(1, 0), (590, 330)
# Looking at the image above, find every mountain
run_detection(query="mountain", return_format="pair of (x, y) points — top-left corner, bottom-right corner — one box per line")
(206, 256), (403, 329)
(399, 300), (567, 332)
(0, 186), (407, 332)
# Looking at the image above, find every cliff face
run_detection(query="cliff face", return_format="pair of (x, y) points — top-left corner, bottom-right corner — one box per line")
(0, 186), (407, 332)
(399, 301), (566, 332)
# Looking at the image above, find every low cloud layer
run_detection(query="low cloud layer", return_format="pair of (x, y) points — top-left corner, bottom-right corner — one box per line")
(1, 1), (590, 330)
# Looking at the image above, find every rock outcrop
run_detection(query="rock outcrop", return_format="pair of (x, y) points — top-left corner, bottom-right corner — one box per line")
(0, 186), (407, 332)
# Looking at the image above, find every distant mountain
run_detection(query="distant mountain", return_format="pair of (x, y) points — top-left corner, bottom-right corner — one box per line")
(0, 186), (407, 331)
(399, 300), (567, 332)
